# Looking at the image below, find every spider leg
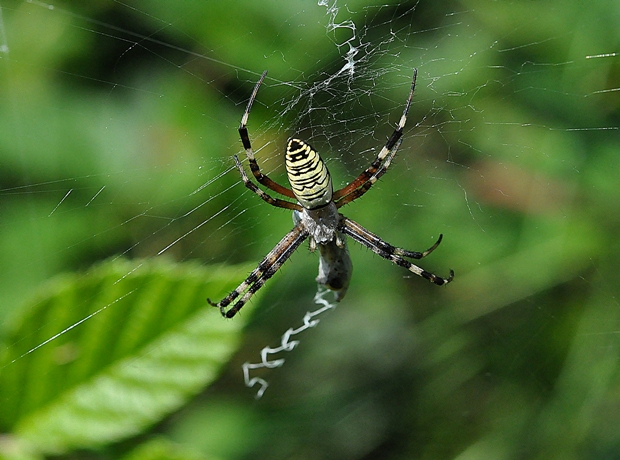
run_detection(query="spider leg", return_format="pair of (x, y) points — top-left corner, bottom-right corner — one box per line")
(335, 138), (402, 208)
(333, 68), (417, 203)
(208, 225), (309, 318)
(341, 217), (454, 285)
(235, 155), (302, 211)
(396, 233), (445, 259)
(238, 70), (296, 199)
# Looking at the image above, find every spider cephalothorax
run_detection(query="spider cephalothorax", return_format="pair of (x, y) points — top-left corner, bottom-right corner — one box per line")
(208, 69), (453, 318)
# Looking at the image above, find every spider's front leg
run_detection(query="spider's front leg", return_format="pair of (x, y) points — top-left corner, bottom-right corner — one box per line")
(341, 217), (454, 286)
(207, 280), (248, 317)
(208, 225), (309, 318)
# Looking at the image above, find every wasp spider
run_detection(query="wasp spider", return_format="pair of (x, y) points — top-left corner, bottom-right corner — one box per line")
(209, 69), (454, 318)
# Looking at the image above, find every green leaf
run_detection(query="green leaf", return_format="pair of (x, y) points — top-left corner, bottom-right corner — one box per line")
(0, 258), (254, 454)
(0, 435), (43, 460)
(122, 437), (216, 460)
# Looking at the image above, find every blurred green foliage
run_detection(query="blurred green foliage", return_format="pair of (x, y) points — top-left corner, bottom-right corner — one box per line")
(0, 258), (252, 456)
(1, 1), (620, 459)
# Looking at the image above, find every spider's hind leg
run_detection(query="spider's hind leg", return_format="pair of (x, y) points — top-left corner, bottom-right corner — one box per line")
(237, 71), (296, 199)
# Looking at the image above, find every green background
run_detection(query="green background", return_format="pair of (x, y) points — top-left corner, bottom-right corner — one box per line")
(1, 1), (619, 459)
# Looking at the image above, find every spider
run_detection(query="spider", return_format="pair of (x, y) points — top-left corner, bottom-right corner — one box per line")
(208, 69), (453, 318)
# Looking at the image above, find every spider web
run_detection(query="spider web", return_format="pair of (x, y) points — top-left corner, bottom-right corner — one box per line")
(1, 0), (619, 458)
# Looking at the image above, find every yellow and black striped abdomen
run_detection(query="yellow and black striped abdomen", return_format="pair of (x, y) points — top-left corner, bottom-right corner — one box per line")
(286, 139), (333, 209)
